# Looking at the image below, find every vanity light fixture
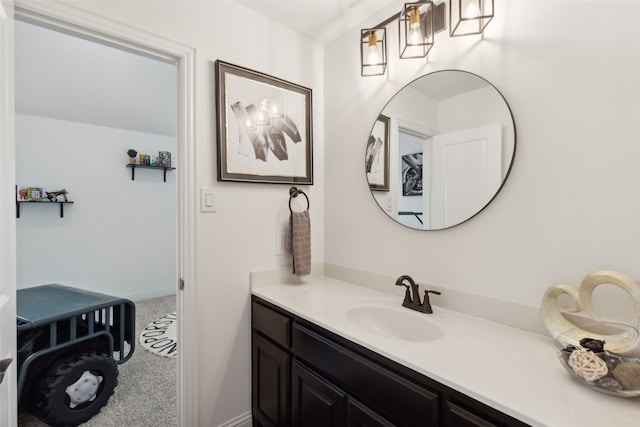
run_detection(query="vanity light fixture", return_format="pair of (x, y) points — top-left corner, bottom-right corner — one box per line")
(449, 0), (494, 37)
(360, 1), (444, 77)
(399, 2), (435, 59)
(360, 0), (493, 77)
(361, 28), (387, 77)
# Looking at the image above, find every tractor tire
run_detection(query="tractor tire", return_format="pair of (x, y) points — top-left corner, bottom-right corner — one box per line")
(32, 352), (118, 427)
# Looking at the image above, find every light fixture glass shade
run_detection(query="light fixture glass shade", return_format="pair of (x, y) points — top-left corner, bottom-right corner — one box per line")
(399, 2), (434, 59)
(450, 0), (494, 37)
(361, 28), (387, 76)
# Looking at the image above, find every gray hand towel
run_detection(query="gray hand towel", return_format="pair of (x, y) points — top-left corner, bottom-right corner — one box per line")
(290, 210), (311, 276)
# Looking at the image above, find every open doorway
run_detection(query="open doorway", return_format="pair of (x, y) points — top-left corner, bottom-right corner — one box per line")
(15, 16), (178, 426)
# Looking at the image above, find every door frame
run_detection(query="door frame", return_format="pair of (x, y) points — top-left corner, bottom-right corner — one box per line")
(0, 0), (17, 424)
(394, 118), (437, 229)
(12, 1), (198, 425)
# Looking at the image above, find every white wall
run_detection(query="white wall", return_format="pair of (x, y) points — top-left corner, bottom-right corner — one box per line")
(325, 1), (640, 321)
(16, 114), (177, 300)
(45, 1), (326, 425)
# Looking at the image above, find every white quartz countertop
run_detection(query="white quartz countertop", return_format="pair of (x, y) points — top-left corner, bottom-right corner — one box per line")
(252, 277), (640, 427)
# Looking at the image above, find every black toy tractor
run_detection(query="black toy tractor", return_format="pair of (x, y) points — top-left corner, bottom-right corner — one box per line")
(17, 284), (135, 426)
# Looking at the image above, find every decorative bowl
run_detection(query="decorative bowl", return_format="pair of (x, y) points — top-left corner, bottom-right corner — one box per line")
(554, 322), (640, 397)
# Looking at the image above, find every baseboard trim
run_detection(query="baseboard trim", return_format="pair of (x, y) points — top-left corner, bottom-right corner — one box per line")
(127, 288), (175, 302)
(217, 411), (252, 427)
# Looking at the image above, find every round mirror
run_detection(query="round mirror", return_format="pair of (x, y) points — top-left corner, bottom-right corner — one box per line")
(365, 70), (516, 230)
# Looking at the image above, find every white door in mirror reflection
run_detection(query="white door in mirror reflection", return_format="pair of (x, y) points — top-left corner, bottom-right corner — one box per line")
(430, 123), (502, 229)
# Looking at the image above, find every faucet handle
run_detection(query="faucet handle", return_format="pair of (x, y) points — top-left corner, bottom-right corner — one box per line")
(420, 289), (441, 314)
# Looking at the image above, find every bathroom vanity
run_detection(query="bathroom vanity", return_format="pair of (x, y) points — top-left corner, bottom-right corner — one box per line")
(251, 276), (640, 427)
(252, 294), (527, 426)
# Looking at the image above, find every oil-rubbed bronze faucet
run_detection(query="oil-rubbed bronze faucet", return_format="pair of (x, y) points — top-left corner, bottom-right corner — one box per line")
(395, 275), (441, 314)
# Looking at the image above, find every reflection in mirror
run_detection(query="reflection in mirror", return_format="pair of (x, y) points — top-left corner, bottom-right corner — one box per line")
(366, 70), (515, 230)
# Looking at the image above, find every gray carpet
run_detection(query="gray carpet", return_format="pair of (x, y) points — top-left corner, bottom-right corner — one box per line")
(19, 295), (177, 426)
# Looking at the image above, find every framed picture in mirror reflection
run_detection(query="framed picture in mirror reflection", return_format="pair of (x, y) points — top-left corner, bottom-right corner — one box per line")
(365, 115), (390, 191)
(401, 153), (423, 196)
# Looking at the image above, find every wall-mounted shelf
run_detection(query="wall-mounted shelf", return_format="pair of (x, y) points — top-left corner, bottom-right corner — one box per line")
(126, 164), (176, 182)
(16, 200), (74, 218)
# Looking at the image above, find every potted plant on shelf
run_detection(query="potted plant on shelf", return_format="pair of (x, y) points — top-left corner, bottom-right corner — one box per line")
(127, 149), (137, 164)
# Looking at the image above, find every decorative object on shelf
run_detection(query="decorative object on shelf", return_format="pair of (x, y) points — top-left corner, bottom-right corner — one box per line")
(542, 270), (640, 354)
(16, 187), (28, 201)
(15, 186), (74, 218)
(127, 149), (137, 164)
(138, 154), (151, 166)
(44, 189), (68, 202)
(365, 115), (389, 191)
(215, 60), (313, 184)
(158, 151), (172, 167)
(17, 187), (43, 201)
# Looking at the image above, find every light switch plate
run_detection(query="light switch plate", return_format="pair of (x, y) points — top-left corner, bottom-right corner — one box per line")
(200, 188), (216, 212)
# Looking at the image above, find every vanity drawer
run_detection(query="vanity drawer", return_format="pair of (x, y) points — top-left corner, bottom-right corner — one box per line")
(292, 323), (439, 427)
(442, 394), (530, 427)
(252, 299), (291, 349)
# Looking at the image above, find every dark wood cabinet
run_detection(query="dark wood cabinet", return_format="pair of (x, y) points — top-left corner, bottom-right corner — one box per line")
(292, 360), (347, 427)
(347, 399), (395, 427)
(445, 401), (499, 427)
(292, 323), (438, 426)
(252, 332), (290, 427)
(441, 394), (526, 427)
(251, 296), (529, 427)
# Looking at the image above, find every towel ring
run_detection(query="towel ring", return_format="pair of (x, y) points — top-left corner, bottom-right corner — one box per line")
(289, 187), (309, 212)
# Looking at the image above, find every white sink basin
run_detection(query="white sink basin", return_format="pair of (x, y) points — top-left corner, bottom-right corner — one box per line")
(345, 304), (443, 342)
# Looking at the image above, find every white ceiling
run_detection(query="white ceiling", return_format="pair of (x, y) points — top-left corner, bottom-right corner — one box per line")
(14, 1), (397, 136)
(411, 71), (489, 101)
(15, 19), (177, 137)
(237, 0), (397, 44)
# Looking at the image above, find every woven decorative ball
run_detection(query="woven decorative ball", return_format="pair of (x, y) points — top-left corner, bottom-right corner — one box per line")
(568, 349), (608, 382)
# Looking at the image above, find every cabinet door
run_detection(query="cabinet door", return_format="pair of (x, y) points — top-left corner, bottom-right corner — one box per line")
(293, 323), (439, 426)
(292, 360), (347, 427)
(347, 398), (395, 427)
(252, 333), (290, 427)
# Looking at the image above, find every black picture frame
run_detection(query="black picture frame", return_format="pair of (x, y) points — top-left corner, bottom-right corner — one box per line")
(365, 114), (390, 191)
(215, 60), (313, 184)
